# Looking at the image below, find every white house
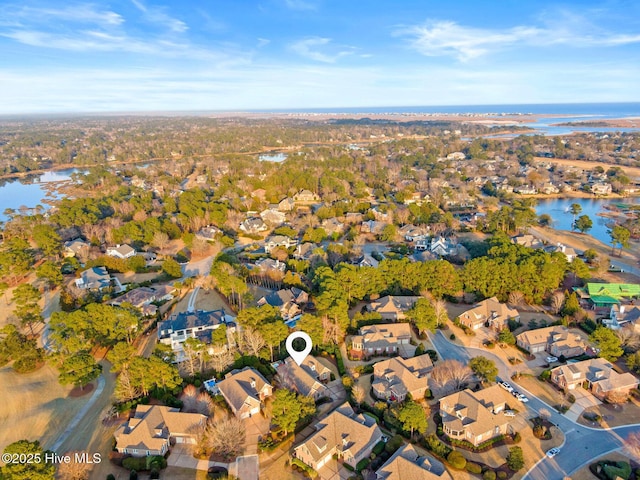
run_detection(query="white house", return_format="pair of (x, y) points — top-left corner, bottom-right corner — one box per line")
(106, 244), (137, 259)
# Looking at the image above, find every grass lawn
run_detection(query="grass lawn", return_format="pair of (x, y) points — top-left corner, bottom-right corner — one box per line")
(578, 396), (640, 428)
(568, 450), (631, 480)
(0, 364), (92, 453)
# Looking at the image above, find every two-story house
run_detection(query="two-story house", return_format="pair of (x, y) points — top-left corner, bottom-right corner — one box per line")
(351, 323), (413, 359)
(294, 403), (382, 472)
(458, 297), (520, 331)
(372, 355), (433, 402)
(217, 367), (273, 419)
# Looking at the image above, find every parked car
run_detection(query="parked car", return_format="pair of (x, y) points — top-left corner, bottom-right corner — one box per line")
(608, 264), (624, 273)
(546, 447), (560, 458)
(511, 390), (521, 397)
(499, 381), (514, 392)
(503, 410), (516, 417)
(546, 356), (558, 363)
(517, 393), (529, 403)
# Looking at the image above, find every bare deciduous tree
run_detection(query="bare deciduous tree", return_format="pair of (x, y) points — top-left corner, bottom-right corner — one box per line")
(194, 416), (246, 460)
(624, 431), (640, 461)
(207, 348), (235, 373)
(508, 291), (525, 306)
(616, 327), (640, 353)
(550, 291), (565, 315)
(181, 384), (199, 412)
(239, 328), (265, 357)
(432, 298), (449, 327)
(56, 451), (92, 480)
(429, 359), (473, 395)
(352, 384), (366, 405)
(604, 390), (630, 404)
(152, 231), (170, 251)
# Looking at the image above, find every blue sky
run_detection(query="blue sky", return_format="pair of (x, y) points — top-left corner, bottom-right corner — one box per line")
(1, 0), (640, 113)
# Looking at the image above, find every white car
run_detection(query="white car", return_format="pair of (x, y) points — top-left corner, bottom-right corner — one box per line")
(499, 381), (514, 392)
(546, 447), (560, 458)
(546, 356), (558, 363)
(503, 410), (516, 417)
(517, 393), (529, 403)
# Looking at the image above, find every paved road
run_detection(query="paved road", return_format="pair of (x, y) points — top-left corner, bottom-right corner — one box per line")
(429, 331), (640, 480)
(181, 254), (215, 278)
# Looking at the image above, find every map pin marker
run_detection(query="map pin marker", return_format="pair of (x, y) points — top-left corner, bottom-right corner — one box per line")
(285, 331), (312, 366)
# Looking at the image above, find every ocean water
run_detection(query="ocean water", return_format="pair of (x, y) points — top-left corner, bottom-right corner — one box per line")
(257, 102), (640, 117)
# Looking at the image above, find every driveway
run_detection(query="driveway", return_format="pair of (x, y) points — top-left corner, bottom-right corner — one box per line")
(244, 413), (270, 455)
(167, 444), (230, 471)
(235, 454), (259, 480)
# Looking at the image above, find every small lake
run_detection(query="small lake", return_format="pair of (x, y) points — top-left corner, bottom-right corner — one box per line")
(0, 168), (81, 222)
(259, 152), (288, 162)
(535, 197), (640, 245)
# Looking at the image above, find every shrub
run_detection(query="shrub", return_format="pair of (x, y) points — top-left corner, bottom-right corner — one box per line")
(122, 458), (147, 471)
(150, 470), (160, 480)
(447, 451), (467, 470)
(603, 461), (632, 480)
(450, 334), (456, 340)
(483, 471), (497, 480)
(506, 446), (524, 471)
(567, 393), (576, 404)
(425, 434), (452, 458)
(385, 435), (404, 454)
(356, 458), (371, 472)
(539, 369), (551, 381)
(466, 462), (482, 474)
(129, 471), (138, 480)
(497, 472), (507, 480)
(372, 441), (385, 455)
(107, 475), (116, 480)
(291, 458), (318, 478)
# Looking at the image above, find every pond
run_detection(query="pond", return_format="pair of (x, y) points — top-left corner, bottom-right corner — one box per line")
(534, 197), (640, 245)
(0, 168), (81, 222)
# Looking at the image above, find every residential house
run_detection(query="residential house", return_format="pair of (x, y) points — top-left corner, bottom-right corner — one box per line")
(541, 183), (560, 194)
(550, 358), (639, 401)
(351, 323), (413, 359)
(264, 235), (298, 253)
(293, 189), (320, 204)
(195, 225), (221, 240)
(277, 197), (296, 212)
(402, 192), (429, 206)
(106, 244), (137, 259)
(372, 355), (433, 402)
(321, 218), (345, 235)
(354, 253), (379, 268)
(260, 208), (287, 225)
(430, 237), (469, 259)
(439, 385), (513, 447)
(157, 309), (233, 359)
(367, 295), (421, 321)
(545, 243), (577, 262)
(63, 239), (90, 258)
(516, 326), (586, 358)
(399, 224), (430, 242)
(361, 220), (387, 235)
(114, 405), (206, 456)
(250, 188), (267, 201)
(110, 285), (175, 316)
(514, 185), (538, 195)
(253, 258), (286, 273)
(276, 356), (332, 401)
(293, 242), (319, 261)
(294, 403), (383, 471)
(239, 217), (268, 235)
(75, 266), (112, 290)
(604, 304), (640, 331)
(256, 288), (308, 321)
(585, 283), (640, 307)
(217, 367), (273, 419)
(592, 182), (613, 195)
(511, 234), (544, 250)
(375, 444), (447, 480)
(458, 297), (520, 331)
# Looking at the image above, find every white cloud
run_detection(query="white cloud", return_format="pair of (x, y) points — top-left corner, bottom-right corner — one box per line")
(400, 18), (640, 61)
(0, 4), (124, 28)
(257, 38), (270, 48)
(130, 0), (187, 33)
(289, 37), (354, 63)
(282, 0), (318, 11)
